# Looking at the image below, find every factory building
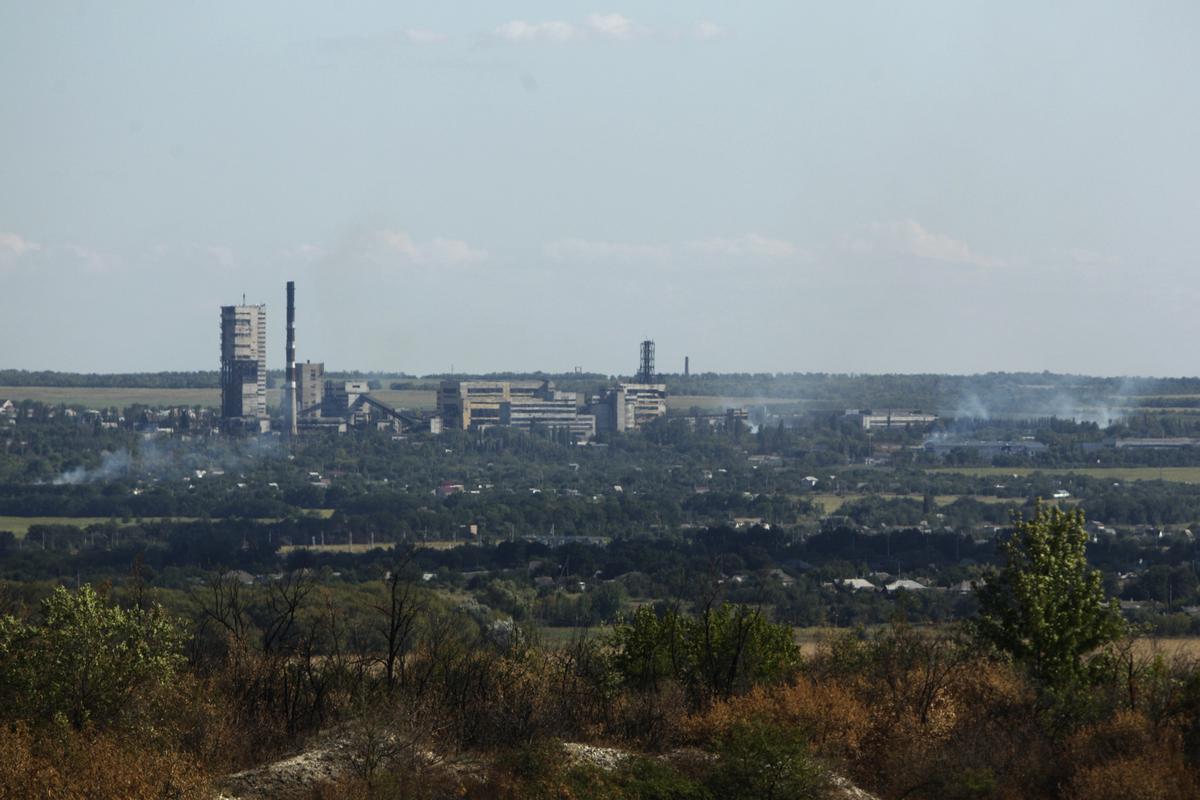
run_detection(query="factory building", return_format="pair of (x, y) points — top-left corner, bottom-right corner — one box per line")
(589, 383), (668, 432)
(438, 380), (595, 441)
(846, 409), (938, 430)
(219, 303), (268, 432)
(585, 339), (669, 433)
(296, 361), (325, 418)
(323, 381), (372, 418)
(502, 386), (596, 440)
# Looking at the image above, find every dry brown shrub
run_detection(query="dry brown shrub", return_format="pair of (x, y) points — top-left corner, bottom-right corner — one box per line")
(0, 723), (209, 800)
(1061, 711), (1200, 800)
(683, 678), (871, 761)
(1064, 752), (1198, 800)
(609, 683), (691, 749)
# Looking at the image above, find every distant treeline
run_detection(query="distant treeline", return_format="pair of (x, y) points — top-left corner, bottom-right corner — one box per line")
(0, 370), (223, 389)
(0, 369), (415, 390)
(6, 370), (1200, 413)
(663, 372), (1200, 413)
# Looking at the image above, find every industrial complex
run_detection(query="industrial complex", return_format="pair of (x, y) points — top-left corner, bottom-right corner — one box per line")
(219, 283), (669, 440)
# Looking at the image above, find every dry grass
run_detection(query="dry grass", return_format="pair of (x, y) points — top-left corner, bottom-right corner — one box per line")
(0, 515), (206, 538)
(277, 542), (396, 554)
(0, 386), (437, 411)
(927, 466), (1200, 483)
(0, 385), (221, 407)
(667, 395), (804, 411)
(0, 509), (331, 538)
(807, 493), (1012, 514)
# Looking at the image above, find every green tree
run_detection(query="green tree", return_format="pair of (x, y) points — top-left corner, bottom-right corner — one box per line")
(0, 584), (184, 729)
(708, 719), (828, 800)
(610, 603), (798, 703)
(973, 505), (1123, 691)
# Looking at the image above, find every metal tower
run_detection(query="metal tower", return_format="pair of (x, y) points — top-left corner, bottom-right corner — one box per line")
(638, 339), (655, 384)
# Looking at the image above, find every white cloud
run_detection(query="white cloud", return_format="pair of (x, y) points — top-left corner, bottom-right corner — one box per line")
(375, 230), (488, 265)
(545, 233), (800, 263)
(687, 233), (797, 259)
(492, 20), (579, 43)
(492, 13), (717, 44)
(585, 13), (641, 40)
(0, 232), (41, 262)
(850, 220), (1003, 268)
(690, 20), (726, 41)
(398, 28), (448, 45)
(283, 243), (326, 261)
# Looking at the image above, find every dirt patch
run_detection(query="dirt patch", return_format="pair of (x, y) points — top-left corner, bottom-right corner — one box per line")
(216, 737), (351, 800)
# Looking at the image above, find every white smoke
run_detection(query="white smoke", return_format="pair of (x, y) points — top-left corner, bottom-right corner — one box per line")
(54, 449), (132, 484)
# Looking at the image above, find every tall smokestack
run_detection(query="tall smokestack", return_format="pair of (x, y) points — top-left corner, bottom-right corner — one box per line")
(684, 356), (689, 377)
(286, 281), (297, 436)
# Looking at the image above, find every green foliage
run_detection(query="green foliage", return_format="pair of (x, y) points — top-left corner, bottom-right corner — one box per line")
(973, 505), (1123, 691)
(610, 603), (799, 704)
(0, 584), (184, 729)
(707, 719), (829, 800)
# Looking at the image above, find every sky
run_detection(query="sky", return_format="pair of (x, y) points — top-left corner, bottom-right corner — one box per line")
(1, 1), (1198, 377)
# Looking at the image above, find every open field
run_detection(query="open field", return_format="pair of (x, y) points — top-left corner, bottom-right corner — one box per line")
(927, 466), (1200, 483)
(278, 542), (396, 555)
(0, 516), (202, 537)
(0, 509), (334, 538)
(667, 395), (805, 411)
(0, 386), (220, 408)
(277, 537), (469, 554)
(808, 493), (1013, 514)
(0, 386), (439, 412)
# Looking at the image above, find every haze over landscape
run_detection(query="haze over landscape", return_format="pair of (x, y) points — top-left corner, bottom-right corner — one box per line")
(2, 1), (1198, 376)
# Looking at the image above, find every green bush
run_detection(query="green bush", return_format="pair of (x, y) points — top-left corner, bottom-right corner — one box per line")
(707, 719), (829, 800)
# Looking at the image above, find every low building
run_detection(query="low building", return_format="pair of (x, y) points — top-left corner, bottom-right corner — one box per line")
(846, 409), (938, 429)
(438, 380), (594, 441)
(589, 383), (668, 432)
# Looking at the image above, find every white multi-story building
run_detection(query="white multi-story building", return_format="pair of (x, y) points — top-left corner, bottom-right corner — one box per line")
(219, 303), (268, 431)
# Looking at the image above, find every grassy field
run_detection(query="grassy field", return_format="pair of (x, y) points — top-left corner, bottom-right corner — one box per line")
(0, 516), (202, 537)
(0, 386), (220, 408)
(667, 395), (804, 411)
(808, 493), (1013, 514)
(927, 466), (1200, 483)
(0, 386), (439, 412)
(277, 542), (396, 555)
(277, 537), (469, 554)
(0, 509), (334, 538)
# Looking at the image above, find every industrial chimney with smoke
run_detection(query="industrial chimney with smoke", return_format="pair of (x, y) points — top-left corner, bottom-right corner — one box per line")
(286, 281), (297, 436)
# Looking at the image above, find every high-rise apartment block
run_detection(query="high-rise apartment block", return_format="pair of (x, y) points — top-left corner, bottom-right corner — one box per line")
(219, 303), (268, 431)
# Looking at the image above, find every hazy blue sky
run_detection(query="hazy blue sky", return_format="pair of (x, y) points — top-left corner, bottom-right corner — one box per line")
(2, 2), (1197, 376)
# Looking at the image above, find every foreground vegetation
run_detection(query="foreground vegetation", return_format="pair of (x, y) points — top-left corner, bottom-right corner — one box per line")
(0, 509), (1197, 798)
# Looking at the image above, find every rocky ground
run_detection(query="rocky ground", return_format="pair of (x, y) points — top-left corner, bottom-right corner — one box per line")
(216, 736), (878, 800)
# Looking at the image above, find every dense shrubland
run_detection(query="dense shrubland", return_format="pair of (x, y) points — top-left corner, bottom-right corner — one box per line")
(4, 513), (1200, 799)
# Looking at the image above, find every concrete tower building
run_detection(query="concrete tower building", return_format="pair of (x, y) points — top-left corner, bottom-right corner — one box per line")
(220, 302), (269, 431)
